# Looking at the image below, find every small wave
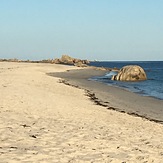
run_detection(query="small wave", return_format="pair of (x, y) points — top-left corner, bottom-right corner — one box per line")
(105, 71), (118, 78)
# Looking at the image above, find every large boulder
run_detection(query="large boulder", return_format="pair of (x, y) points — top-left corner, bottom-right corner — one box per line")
(111, 65), (147, 81)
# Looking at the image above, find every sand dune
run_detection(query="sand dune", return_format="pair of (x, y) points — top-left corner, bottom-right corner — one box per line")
(0, 62), (163, 162)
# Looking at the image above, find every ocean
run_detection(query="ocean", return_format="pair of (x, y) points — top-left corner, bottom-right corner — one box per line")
(89, 61), (163, 100)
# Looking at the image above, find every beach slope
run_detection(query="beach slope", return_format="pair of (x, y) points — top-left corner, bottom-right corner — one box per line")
(0, 62), (163, 162)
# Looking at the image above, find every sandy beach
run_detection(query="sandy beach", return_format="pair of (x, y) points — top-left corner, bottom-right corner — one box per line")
(1, 62), (163, 163)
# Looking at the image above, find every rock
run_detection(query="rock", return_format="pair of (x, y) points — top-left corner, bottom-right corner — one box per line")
(111, 65), (147, 81)
(60, 55), (74, 65)
(74, 62), (88, 67)
(54, 55), (90, 67)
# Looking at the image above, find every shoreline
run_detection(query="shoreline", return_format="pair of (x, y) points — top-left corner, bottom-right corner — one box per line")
(48, 67), (163, 124)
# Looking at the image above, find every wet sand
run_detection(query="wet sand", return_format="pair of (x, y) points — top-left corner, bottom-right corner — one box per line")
(49, 68), (163, 123)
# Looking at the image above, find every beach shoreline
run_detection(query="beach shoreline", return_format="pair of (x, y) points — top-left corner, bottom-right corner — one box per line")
(1, 62), (163, 162)
(48, 68), (163, 124)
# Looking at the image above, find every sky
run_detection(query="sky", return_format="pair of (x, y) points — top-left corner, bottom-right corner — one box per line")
(0, 0), (163, 61)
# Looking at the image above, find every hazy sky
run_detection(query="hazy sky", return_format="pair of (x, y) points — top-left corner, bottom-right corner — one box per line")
(0, 0), (163, 61)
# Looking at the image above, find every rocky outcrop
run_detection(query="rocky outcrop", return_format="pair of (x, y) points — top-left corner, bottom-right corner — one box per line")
(111, 65), (147, 81)
(0, 55), (89, 66)
(54, 55), (89, 67)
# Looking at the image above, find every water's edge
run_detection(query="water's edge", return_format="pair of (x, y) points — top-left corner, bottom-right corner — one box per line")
(89, 61), (163, 100)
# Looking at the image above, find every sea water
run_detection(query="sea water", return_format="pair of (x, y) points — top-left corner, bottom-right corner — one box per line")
(89, 61), (163, 100)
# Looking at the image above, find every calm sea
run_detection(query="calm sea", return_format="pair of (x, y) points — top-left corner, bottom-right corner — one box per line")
(89, 61), (163, 100)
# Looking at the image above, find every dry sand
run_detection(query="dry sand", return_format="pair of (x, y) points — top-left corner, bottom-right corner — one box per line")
(0, 62), (163, 163)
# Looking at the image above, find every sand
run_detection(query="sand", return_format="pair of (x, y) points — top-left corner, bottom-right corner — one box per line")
(0, 62), (163, 163)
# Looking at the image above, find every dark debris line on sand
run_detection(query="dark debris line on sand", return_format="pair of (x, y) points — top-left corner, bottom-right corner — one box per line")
(59, 79), (163, 125)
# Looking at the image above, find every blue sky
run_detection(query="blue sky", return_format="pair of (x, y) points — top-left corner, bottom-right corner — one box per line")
(0, 0), (163, 61)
